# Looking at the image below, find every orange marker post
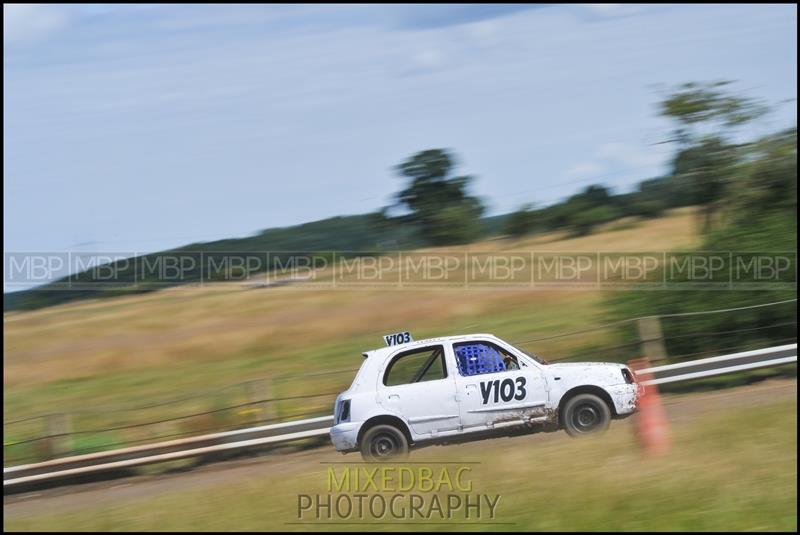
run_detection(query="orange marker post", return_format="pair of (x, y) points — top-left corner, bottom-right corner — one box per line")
(627, 357), (671, 456)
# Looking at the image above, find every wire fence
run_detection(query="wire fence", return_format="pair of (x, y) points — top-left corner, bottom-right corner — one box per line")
(4, 298), (796, 466)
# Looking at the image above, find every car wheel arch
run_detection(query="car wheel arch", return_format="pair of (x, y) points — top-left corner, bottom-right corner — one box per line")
(358, 415), (413, 446)
(558, 385), (617, 424)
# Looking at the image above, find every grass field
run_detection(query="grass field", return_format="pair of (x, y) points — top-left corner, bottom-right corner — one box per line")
(4, 208), (703, 462)
(4, 387), (796, 531)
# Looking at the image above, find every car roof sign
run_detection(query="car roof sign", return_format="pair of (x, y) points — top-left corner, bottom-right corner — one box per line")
(383, 331), (413, 346)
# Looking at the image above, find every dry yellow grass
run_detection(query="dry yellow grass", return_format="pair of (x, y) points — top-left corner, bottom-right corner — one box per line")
(2, 208), (703, 446)
(4, 208), (700, 390)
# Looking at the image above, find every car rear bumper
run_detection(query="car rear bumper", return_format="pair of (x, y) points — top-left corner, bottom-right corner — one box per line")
(330, 422), (359, 452)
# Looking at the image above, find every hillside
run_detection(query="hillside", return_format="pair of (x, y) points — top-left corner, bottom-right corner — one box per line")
(4, 212), (517, 312)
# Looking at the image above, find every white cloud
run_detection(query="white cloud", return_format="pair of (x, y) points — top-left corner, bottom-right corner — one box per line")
(398, 45), (452, 76)
(595, 142), (664, 169)
(564, 161), (606, 180)
(577, 4), (647, 20)
(561, 142), (668, 186)
(413, 49), (447, 70)
(462, 19), (501, 40)
(3, 4), (70, 45)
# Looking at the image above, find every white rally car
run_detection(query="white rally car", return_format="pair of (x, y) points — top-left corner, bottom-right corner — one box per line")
(330, 332), (639, 461)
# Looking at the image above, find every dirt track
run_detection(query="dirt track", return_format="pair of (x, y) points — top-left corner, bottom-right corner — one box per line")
(4, 378), (797, 519)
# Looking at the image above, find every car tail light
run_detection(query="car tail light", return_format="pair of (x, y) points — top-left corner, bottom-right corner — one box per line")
(337, 399), (351, 423)
(621, 368), (635, 385)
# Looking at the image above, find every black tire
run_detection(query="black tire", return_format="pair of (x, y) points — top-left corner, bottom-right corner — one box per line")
(562, 393), (611, 438)
(360, 424), (409, 462)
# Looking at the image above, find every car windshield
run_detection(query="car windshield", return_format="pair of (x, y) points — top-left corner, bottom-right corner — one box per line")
(510, 343), (549, 365)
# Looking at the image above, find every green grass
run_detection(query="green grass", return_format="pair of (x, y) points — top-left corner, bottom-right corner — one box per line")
(5, 397), (796, 531)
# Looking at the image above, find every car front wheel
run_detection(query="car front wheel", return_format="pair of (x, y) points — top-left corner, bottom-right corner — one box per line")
(360, 424), (409, 462)
(562, 393), (611, 437)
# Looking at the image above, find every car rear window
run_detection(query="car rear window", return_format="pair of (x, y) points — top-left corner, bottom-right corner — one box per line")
(383, 345), (447, 386)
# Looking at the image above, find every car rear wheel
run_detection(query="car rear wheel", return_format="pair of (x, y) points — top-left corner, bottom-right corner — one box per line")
(360, 424), (409, 462)
(562, 393), (611, 437)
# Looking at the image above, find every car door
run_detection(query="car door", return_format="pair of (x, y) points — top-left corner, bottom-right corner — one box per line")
(376, 344), (460, 437)
(451, 339), (549, 431)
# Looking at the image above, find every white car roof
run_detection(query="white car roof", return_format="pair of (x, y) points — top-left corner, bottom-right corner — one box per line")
(346, 333), (526, 394)
(363, 333), (501, 360)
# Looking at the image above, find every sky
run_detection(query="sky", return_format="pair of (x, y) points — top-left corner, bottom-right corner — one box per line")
(4, 3), (798, 259)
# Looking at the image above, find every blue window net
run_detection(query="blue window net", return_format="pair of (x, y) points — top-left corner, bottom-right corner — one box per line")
(455, 343), (506, 377)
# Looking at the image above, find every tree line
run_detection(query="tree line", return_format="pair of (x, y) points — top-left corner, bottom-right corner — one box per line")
(387, 81), (794, 244)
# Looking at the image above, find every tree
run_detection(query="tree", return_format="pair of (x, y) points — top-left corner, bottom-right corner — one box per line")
(580, 184), (612, 206)
(659, 81), (767, 143)
(636, 176), (688, 210)
(505, 203), (538, 238)
(571, 204), (620, 237)
(393, 149), (485, 245)
(730, 127), (797, 221)
(630, 199), (666, 219)
(607, 85), (796, 372)
(659, 81), (769, 232)
(670, 137), (738, 231)
(554, 184), (618, 236)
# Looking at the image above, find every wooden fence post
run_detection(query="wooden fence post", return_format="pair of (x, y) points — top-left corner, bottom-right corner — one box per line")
(245, 379), (277, 424)
(637, 316), (668, 365)
(45, 413), (72, 459)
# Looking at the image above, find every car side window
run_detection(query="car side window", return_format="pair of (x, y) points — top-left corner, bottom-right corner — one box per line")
(454, 341), (521, 377)
(383, 345), (447, 386)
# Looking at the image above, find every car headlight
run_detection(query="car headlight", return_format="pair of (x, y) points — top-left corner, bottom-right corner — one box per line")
(621, 368), (635, 385)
